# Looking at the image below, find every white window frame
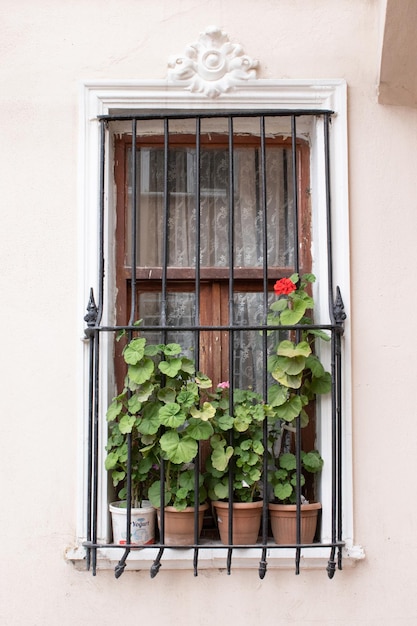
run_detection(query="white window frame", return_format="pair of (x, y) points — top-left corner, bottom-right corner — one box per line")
(68, 78), (364, 571)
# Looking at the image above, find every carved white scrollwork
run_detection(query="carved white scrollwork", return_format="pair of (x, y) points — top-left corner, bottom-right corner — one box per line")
(168, 26), (258, 98)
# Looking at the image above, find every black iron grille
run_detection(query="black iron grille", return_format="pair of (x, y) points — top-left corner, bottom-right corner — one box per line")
(83, 109), (345, 579)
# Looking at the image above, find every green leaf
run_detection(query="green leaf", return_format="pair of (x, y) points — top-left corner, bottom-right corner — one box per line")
(158, 386), (176, 404)
(274, 482), (293, 501)
(127, 395), (142, 414)
(180, 358), (196, 375)
(277, 340), (311, 358)
(137, 402), (160, 435)
(162, 343), (182, 356)
(106, 400), (123, 422)
(190, 402), (216, 421)
(303, 451), (324, 473)
(118, 414), (136, 434)
(186, 418), (214, 440)
(195, 372), (213, 389)
(123, 337), (146, 365)
(160, 432), (198, 463)
(279, 452), (297, 470)
(128, 357), (154, 385)
(268, 384), (287, 407)
(275, 395), (302, 421)
(105, 451), (119, 471)
(159, 358), (182, 378)
(279, 301), (307, 325)
(158, 402), (186, 428)
(210, 437), (233, 472)
(310, 371), (332, 394)
(176, 389), (196, 408)
(148, 480), (171, 508)
(213, 481), (229, 500)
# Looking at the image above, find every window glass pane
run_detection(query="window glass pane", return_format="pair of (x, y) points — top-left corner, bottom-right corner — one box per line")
(126, 145), (294, 269)
(138, 291), (195, 355)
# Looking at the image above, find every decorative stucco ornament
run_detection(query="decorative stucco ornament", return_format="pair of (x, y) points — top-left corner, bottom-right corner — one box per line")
(168, 26), (258, 98)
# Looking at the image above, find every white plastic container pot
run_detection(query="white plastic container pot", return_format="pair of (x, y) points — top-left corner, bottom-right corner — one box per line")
(109, 500), (155, 545)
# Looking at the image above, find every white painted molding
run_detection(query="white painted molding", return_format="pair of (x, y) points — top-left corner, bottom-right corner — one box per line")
(167, 25), (258, 98)
(76, 78), (353, 564)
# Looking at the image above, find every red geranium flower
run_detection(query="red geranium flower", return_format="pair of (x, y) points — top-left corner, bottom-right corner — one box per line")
(273, 277), (297, 296)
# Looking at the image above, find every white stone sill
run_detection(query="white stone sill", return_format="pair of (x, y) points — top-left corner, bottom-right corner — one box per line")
(66, 543), (365, 573)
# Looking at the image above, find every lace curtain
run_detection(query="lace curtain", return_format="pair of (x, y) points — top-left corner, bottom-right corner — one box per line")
(126, 145), (293, 391)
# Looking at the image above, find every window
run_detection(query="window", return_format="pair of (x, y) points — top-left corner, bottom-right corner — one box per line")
(72, 79), (356, 578)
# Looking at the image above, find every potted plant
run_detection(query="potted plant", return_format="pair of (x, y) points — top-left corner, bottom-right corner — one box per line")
(266, 273), (331, 544)
(268, 448), (323, 544)
(106, 333), (216, 546)
(205, 384), (273, 544)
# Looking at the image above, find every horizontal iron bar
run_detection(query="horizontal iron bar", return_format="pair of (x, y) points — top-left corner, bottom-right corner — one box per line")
(83, 541), (345, 550)
(98, 109), (334, 122)
(90, 323), (344, 333)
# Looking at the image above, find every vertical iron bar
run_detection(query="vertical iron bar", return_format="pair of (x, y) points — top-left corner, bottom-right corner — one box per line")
(116, 119), (138, 577)
(227, 116), (235, 570)
(85, 325), (95, 571)
(96, 120), (106, 325)
(193, 118), (202, 574)
(291, 116), (301, 574)
(91, 330), (100, 575)
(259, 116), (269, 578)
(323, 113), (338, 577)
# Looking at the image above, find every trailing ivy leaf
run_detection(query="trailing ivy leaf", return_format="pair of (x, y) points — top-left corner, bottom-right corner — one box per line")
(158, 402), (186, 428)
(123, 337), (146, 365)
(159, 358), (182, 378)
(160, 431), (198, 463)
(128, 357), (154, 385)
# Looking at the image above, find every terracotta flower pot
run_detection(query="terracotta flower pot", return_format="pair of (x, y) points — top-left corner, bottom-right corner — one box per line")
(157, 503), (209, 546)
(212, 500), (263, 544)
(268, 502), (321, 545)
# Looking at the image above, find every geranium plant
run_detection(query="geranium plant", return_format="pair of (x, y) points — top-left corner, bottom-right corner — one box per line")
(267, 272), (330, 504)
(205, 383), (275, 503)
(267, 273), (331, 426)
(105, 334), (216, 511)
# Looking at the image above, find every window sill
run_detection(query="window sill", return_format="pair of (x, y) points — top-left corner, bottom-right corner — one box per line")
(66, 542), (365, 573)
